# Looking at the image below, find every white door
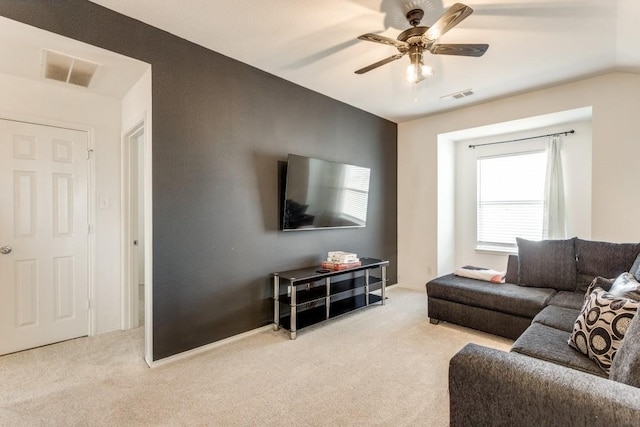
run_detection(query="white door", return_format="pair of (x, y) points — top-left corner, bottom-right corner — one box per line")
(0, 118), (89, 355)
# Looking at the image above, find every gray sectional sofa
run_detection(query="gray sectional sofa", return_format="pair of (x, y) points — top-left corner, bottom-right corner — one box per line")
(425, 238), (640, 426)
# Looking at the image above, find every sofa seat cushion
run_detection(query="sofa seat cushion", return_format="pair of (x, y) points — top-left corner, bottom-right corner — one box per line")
(548, 291), (585, 311)
(427, 274), (556, 318)
(533, 305), (580, 333)
(511, 323), (606, 377)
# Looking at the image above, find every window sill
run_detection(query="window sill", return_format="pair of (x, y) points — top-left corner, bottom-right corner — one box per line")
(475, 247), (518, 256)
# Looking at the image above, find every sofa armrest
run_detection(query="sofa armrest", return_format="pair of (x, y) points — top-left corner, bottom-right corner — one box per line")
(449, 344), (640, 427)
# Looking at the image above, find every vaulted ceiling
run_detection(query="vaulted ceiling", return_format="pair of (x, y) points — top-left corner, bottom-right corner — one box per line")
(29, 1), (640, 122)
(86, 0), (640, 122)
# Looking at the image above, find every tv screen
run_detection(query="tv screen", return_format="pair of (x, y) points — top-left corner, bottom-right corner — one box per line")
(282, 154), (371, 231)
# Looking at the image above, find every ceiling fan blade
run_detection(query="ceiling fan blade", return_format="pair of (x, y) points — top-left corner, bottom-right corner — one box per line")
(422, 3), (474, 44)
(430, 43), (489, 57)
(355, 53), (406, 74)
(357, 33), (409, 52)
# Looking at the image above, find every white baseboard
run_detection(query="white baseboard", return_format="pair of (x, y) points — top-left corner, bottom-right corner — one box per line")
(146, 324), (273, 368)
(395, 282), (424, 291)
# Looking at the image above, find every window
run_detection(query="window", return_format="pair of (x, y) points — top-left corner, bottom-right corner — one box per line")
(477, 151), (547, 251)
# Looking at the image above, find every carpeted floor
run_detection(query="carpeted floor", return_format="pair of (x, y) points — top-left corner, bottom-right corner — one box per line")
(0, 287), (511, 426)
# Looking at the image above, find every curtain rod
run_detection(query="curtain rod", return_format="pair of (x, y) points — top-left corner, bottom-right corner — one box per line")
(468, 129), (575, 149)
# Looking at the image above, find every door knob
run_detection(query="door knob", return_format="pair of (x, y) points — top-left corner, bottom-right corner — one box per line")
(0, 246), (12, 255)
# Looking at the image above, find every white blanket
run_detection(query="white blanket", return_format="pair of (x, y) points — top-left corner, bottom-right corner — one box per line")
(454, 266), (505, 284)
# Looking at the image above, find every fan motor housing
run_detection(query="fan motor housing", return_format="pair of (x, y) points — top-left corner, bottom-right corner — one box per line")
(398, 26), (429, 45)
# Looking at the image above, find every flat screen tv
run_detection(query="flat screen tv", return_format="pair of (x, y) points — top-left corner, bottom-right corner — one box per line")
(282, 154), (371, 231)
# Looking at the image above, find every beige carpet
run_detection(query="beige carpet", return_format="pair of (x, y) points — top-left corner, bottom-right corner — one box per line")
(0, 287), (511, 426)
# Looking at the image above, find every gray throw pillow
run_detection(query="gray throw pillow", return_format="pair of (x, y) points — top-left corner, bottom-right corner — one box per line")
(631, 253), (640, 282)
(516, 237), (577, 291)
(610, 310), (640, 387)
(609, 273), (640, 301)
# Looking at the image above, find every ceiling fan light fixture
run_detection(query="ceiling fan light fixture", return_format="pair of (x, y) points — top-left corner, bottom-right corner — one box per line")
(405, 56), (433, 84)
(420, 62), (434, 78)
(405, 63), (418, 84)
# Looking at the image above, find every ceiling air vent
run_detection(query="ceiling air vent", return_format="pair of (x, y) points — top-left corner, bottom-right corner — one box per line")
(440, 89), (474, 101)
(43, 49), (99, 88)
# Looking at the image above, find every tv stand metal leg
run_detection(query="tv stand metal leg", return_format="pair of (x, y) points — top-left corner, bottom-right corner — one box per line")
(290, 285), (297, 340)
(273, 274), (280, 331)
(381, 265), (387, 305)
(365, 270), (370, 306)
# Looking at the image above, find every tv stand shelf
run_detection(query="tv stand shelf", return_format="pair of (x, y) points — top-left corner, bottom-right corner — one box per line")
(271, 257), (389, 339)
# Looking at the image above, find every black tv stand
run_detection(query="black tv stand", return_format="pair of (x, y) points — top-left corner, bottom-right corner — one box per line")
(271, 258), (389, 339)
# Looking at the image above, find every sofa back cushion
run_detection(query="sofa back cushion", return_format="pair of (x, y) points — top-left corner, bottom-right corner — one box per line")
(504, 254), (519, 284)
(575, 239), (640, 292)
(610, 310), (640, 387)
(517, 237), (577, 291)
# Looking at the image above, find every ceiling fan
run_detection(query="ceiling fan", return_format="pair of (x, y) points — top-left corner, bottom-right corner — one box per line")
(355, 2), (488, 84)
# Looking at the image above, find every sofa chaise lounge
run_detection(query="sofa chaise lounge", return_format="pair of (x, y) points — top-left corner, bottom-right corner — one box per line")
(426, 238), (640, 426)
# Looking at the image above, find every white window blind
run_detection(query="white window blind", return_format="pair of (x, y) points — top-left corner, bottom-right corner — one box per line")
(477, 151), (546, 251)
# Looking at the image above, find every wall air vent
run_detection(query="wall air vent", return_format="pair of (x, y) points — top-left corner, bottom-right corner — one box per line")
(440, 89), (474, 101)
(43, 49), (99, 88)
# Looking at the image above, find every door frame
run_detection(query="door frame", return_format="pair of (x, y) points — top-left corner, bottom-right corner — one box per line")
(121, 115), (153, 366)
(121, 121), (145, 330)
(0, 110), (96, 336)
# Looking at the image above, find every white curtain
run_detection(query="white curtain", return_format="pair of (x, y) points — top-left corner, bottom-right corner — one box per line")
(543, 135), (566, 239)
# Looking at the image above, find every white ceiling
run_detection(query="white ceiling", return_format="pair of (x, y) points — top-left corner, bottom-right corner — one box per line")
(1, 2), (638, 122)
(0, 16), (149, 99)
(85, 0), (640, 123)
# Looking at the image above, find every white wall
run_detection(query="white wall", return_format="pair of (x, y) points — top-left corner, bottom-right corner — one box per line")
(121, 68), (151, 288)
(0, 73), (123, 333)
(398, 72), (640, 290)
(436, 136), (455, 276)
(452, 120), (592, 272)
(121, 68), (151, 135)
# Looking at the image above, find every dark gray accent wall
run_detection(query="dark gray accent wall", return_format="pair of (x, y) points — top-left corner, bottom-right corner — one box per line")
(1, 0), (397, 360)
